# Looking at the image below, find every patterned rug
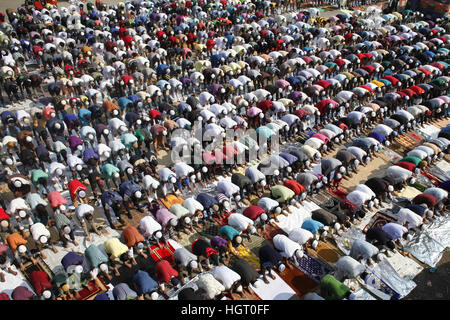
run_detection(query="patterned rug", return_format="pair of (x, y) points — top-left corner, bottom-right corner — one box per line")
(160, 194), (185, 209)
(395, 134), (420, 150)
(407, 132), (424, 144)
(364, 268), (401, 300)
(229, 244), (261, 270)
(148, 242), (176, 264)
(198, 221), (221, 238)
(363, 211), (397, 233)
(58, 277), (108, 300)
(315, 241), (341, 264)
(293, 254), (334, 283)
(421, 171), (443, 187)
(277, 265), (319, 298)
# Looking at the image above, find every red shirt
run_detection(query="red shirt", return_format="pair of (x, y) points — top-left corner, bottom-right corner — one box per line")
(409, 85), (425, 95)
(395, 161), (416, 172)
(187, 33), (197, 44)
(30, 271), (52, 296)
(361, 65), (376, 74)
(123, 36), (135, 49)
(206, 39), (216, 51)
(360, 85), (373, 93)
(334, 58), (345, 68)
(284, 180), (306, 195)
(243, 206), (265, 220)
(68, 180), (87, 201)
(257, 100), (273, 113)
(149, 109), (162, 119)
(121, 75), (134, 85)
(382, 76), (399, 85)
(418, 68), (431, 77)
(413, 193), (439, 208)
(155, 260), (178, 283)
(315, 80), (331, 89)
(0, 208), (9, 221)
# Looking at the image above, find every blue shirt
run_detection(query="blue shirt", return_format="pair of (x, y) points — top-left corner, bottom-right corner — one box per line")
(302, 219), (324, 233)
(196, 193), (218, 209)
(133, 270), (158, 295)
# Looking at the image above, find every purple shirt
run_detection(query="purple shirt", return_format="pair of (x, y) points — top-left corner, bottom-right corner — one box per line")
(156, 208), (177, 227)
(210, 236), (228, 248)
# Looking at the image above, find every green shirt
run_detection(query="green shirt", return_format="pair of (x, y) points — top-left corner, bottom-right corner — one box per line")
(219, 225), (240, 241)
(271, 185), (295, 203)
(320, 274), (350, 300)
(170, 204), (190, 219)
(102, 164), (120, 179)
(400, 156), (421, 166)
(31, 169), (49, 186)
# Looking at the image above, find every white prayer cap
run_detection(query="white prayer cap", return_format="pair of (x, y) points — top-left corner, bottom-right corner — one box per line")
(75, 265), (83, 274)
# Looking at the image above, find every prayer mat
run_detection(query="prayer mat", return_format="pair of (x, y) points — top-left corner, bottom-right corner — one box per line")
(395, 134), (420, 149)
(277, 264), (319, 297)
(315, 241), (341, 264)
(428, 161), (450, 182)
(198, 221), (220, 238)
(120, 206), (151, 229)
(363, 268), (401, 300)
(407, 132), (424, 143)
(396, 185), (423, 198)
(159, 194), (185, 209)
(363, 211), (397, 233)
(382, 148), (403, 163)
(59, 277), (108, 300)
(326, 187), (348, 200)
(212, 211), (231, 226)
(421, 171), (443, 187)
(250, 272), (297, 300)
(293, 253), (334, 283)
(259, 223), (287, 241)
(409, 182), (429, 192)
(23, 257), (53, 284)
(149, 242), (176, 264)
(232, 288), (262, 300)
(229, 244), (260, 270)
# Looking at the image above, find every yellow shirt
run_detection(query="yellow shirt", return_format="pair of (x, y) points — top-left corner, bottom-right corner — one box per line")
(104, 238), (129, 260)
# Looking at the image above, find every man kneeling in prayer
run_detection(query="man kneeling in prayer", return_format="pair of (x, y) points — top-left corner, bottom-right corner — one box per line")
(334, 255), (366, 282)
(272, 234), (304, 269)
(349, 239), (382, 267)
(211, 265), (245, 300)
(173, 247), (199, 285)
(258, 244), (286, 284)
(230, 258), (260, 296)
